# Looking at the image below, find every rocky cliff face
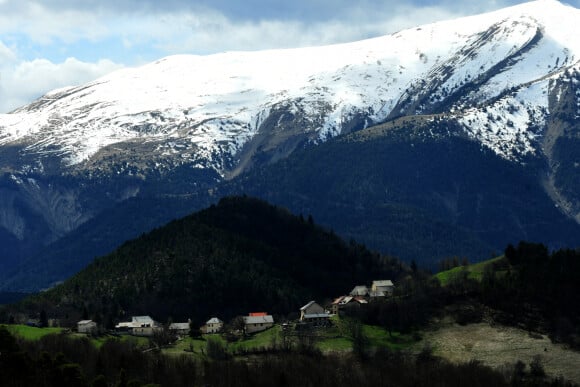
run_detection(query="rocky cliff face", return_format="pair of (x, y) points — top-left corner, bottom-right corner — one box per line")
(543, 69), (580, 223)
(0, 173), (144, 270)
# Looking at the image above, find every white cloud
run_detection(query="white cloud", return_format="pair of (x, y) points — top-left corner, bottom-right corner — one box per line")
(0, 40), (16, 62)
(0, 2), (110, 45)
(0, 0), (548, 112)
(120, 5), (470, 54)
(0, 1), (507, 55)
(0, 58), (123, 112)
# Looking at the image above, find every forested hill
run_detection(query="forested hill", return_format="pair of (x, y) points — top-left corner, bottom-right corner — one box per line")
(10, 196), (402, 326)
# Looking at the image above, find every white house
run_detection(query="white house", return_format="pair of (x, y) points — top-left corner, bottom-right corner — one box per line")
(299, 301), (330, 324)
(350, 285), (370, 297)
(169, 322), (191, 336)
(115, 315), (160, 336)
(330, 295), (368, 315)
(371, 280), (395, 298)
(243, 313), (274, 334)
(77, 320), (97, 334)
(202, 317), (223, 334)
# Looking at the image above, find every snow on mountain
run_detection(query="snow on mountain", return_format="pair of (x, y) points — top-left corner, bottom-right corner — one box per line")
(0, 0), (579, 175)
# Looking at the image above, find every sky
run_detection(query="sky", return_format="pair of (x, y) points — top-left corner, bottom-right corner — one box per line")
(0, 0), (578, 113)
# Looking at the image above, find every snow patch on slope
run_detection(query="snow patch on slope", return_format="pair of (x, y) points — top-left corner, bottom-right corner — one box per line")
(459, 82), (548, 160)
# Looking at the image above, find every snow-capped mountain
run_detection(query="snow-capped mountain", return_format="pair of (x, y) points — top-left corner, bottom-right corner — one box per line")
(1, 0), (579, 288)
(1, 0), (578, 176)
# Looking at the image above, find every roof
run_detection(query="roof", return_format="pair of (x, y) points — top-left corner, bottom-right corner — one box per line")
(300, 301), (316, 311)
(350, 285), (369, 296)
(115, 315), (157, 329)
(132, 316), (155, 323)
(249, 312), (267, 317)
(372, 280), (394, 287)
(169, 323), (190, 330)
(333, 295), (368, 305)
(206, 317), (223, 324)
(77, 320), (95, 325)
(244, 315), (274, 324)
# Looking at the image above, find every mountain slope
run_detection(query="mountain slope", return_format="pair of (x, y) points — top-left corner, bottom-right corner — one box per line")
(0, 0), (578, 175)
(10, 196), (399, 323)
(216, 116), (580, 266)
(0, 0), (579, 288)
(7, 109), (578, 291)
(0, 195), (207, 292)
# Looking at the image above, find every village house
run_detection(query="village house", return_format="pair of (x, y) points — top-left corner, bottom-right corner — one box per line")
(370, 280), (395, 298)
(77, 320), (97, 334)
(243, 312), (274, 334)
(350, 285), (370, 298)
(299, 301), (330, 325)
(330, 295), (368, 316)
(115, 315), (160, 337)
(169, 322), (191, 337)
(201, 317), (223, 334)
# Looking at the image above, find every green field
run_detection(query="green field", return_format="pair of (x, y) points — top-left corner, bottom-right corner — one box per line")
(81, 333), (151, 349)
(362, 325), (415, 350)
(164, 326), (282, 358)
(230, 325), (280, 351)
(317, 336), (353, 351)
(5, 324), (65, 340)
(435, 256), (504, 286)
(4, 320), (415, 358)
(162, 320), (415, 358)
(318, 318), (416, 352)
(3, 324), (152, 351)
(163, 336), (209, 357)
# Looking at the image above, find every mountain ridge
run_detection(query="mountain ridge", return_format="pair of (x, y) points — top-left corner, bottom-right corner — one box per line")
(1, 0), (578, 175)
(0, 0), (579, 289)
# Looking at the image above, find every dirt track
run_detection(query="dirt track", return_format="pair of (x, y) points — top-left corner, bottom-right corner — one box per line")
(419, 322), (580, 383)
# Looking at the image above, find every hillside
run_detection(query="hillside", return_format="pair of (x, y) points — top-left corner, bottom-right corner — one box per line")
(7, 196), (401, 324)
(216, 119), (580, 267)
(433, 241), (580, 348)
(434, 256), (505, 286)
(5, 112), (579, 291)
(0, 194), (208, 292)
(0, 0), (579, 290)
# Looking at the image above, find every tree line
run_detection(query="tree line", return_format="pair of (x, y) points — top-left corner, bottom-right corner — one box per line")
(334, 241), (580, 353)
(2, 325), (575, 387)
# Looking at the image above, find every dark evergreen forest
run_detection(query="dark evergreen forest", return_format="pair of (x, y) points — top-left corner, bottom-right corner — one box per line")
(5, 196), (403, 327)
